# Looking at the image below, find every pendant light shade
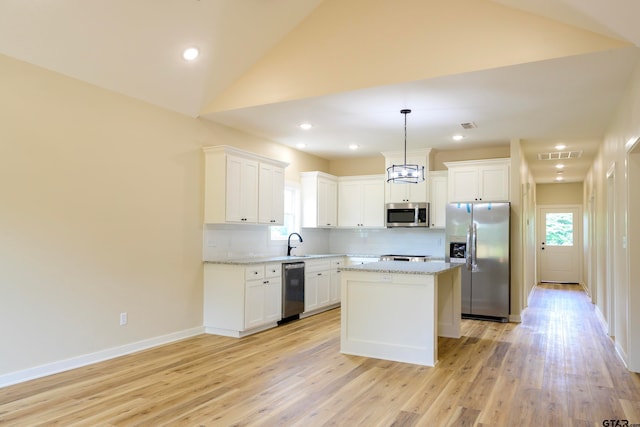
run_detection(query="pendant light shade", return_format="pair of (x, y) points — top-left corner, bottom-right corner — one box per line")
(387, 109), (425, 184)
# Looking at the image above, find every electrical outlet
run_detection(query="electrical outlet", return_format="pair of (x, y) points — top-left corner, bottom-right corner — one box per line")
(119, 312), (128, 326)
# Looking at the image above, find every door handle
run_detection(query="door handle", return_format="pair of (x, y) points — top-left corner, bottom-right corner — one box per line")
(472, 223), (478, 269)
(466, 225), (472, 271)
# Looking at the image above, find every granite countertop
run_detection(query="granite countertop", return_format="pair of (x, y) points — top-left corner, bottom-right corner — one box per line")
(203, 253), (345, 265)
(341, 260), (461, 275)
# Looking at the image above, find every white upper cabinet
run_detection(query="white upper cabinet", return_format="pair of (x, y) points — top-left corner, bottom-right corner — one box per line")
(382, 149), (431, 203)
(258, 163), (285, 225)
(203, 146), (287, 225)
(225, 155), (259, 223)
(429, 171), (448, 228)
(301, 172), (338, 228)
(338, 175), (385, 228)
(445, 158), (510, 203)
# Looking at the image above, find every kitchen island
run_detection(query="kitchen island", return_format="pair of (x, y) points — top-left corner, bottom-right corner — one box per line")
(340, 261), (462, 367)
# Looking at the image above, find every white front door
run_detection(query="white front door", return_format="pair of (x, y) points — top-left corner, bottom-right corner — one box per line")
(538, 206), (582, 283)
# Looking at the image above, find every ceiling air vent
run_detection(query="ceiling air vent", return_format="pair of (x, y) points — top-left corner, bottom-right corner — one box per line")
(460, 122), (477, 129)
(537, 151), (583, 160)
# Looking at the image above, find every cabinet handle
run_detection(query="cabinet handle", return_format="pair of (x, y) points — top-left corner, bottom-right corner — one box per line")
(317, 273), (322, 276)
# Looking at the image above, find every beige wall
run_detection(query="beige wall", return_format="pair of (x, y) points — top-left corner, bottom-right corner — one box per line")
(328, 155), (385, 176)
(431, 146), (510, 171)
(198, 120), (329, 181)
(508, 139), (537, 321)
(328, 147), (512, 177)
(0, 54), (328, 378)
(584, 60), (640, 371)
(536, 182), (584, 205)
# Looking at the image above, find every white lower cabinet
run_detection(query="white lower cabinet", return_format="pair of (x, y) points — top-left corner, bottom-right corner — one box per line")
(303, 257), (343, 316)
(245, 263), (282, 329)
(204, 262), (282, 337)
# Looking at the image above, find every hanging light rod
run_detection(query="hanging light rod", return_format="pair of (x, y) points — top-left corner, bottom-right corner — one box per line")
(386, 109), (425, 184)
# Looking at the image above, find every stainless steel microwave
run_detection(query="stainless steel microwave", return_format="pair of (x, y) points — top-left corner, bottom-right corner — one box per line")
(385, 203), (430, 228)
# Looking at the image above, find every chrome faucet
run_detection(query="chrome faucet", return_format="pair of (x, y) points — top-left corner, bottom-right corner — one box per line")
(287, 232), (303, 256)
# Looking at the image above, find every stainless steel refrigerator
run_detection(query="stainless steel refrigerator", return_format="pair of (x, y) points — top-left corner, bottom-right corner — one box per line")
(445, 202), (510, 322)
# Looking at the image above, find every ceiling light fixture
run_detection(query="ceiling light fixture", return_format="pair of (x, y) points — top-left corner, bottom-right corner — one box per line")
(182, 47), (199, 61)
(555, 143), (567, 150)
(299, 123), (312, 130)
(296, 143), (307, 149)
(555, 176), (564, 182)
(386, 109), (424, 184)
(452, 135), (464, 141)
(349, 144), (359, 150)
(555, 164), (565, 169)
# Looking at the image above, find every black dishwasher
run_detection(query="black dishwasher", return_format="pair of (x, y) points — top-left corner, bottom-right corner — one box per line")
(281, 262), (305, 320)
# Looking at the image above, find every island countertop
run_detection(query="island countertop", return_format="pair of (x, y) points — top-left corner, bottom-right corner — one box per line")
(341, 260), (462, 275)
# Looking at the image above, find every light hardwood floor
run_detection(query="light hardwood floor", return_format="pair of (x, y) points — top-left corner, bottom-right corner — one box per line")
(2, 284), (640, 426)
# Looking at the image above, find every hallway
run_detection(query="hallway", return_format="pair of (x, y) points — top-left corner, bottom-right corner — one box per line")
(519, 284), (640, 424)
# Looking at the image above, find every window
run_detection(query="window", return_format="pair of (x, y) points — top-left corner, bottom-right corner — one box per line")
(545, 212), (574, 246)
(270, 184), (300, 240)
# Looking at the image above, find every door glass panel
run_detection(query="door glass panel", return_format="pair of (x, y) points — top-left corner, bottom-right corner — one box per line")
(545, 212), (574, 246)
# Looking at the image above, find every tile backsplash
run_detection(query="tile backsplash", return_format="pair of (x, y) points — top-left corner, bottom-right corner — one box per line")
(203, 224), (445, 260)
(328, 227), (445, 258)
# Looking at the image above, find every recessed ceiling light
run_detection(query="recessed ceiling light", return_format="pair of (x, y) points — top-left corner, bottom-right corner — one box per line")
(299, 123), (313, 130)
(296, 143), (307, 149)
(452, 135), (464, 141)
(555, 176), (564, 181)
(182, 47), (199, 61)
(555, 143), (567, 150)
(349, 144), (359, 150)
(555, 164), (565, 169)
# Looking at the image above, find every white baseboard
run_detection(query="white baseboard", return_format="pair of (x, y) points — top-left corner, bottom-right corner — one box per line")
(615, 340), (630, 369)
(0, 326), (205, 388)
(595, 306), (610, 335)
(204, 322), (276, 338)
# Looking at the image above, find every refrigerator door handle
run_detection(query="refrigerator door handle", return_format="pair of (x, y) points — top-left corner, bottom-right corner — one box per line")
(466, 225), (473, 270)
(472, 223), (478, 269)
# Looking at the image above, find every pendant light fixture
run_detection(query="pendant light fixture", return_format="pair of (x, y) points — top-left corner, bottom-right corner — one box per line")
(386, 109), (425, 184)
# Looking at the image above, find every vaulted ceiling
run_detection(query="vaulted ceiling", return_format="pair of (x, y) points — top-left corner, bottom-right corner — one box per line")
(1, 0), (639, 183)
